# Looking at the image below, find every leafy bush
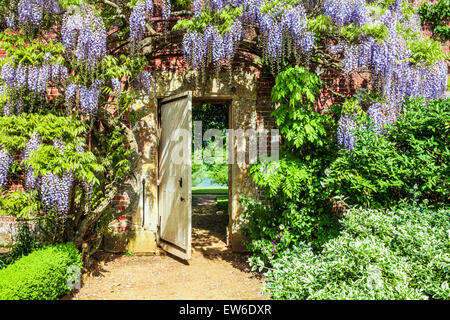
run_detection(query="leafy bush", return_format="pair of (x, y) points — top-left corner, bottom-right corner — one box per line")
(244, 66), (340, 263)
(325, 98), (449, 208)
(0, 189), (41, 218)
(0, 243), (82, 300)
(418, 0), (450, 41)
(255, 205), (450, 300)
(246, 93), (448, 267)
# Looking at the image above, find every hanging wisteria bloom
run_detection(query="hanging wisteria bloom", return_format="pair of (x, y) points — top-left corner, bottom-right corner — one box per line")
(323, 0), (368, 27)
(53, 139), (65, 153)
(235, 0), (264, 24)
(0, 148), (13, 187)
(23, 132), (42, 191)
(3, 101), (13, 116)
(41, 171), (74, 214)
(111, 78), (121, 95)
(79, 80), (103, 115)
(130, 0), (154, 51)
(5, 14), (15, 28)
(1, 62), (16, 87)
(193, 0), (203, 16)
(367, 103), (394, 135)
(330, 2), (448, 150)
(162, 0), (171, 20)
(14, 0), (62, 30)
(62, 5), (106, 69)
(16, 99), (24, 114)
(38, 139), (74, 214)
(15, 63), (28, 88)
(260, 4), (314, 69)
(137, 71), (154, 95)
(337, 114), (358, 151)
(182, 21), (243, 71)
(1, 59), (65, 97)
(66, 83), (78, 107)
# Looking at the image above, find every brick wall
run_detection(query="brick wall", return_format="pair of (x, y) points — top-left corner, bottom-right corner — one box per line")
(1, 1), (448, 249)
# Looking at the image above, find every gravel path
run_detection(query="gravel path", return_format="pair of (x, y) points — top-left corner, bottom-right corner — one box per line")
(71, 194), (268, 300)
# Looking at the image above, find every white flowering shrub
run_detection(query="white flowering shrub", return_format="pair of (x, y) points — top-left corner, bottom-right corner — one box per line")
(256, 205), (450, 300)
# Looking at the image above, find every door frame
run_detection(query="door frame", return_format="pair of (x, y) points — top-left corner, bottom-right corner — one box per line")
(157, 93), (233, 259)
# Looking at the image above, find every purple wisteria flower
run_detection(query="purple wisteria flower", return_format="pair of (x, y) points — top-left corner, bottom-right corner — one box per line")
(0, 148), (13, 187)
(62, 5), (106, 69)
(79, 82), (102, 116)
(23, 132), (42, 191)
(337, 114), (358, 151)
(111, 78), (121, 95)
(41, 171), (73, 214)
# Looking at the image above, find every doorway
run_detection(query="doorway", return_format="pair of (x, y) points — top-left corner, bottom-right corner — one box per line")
(191, 102), (230, 253)
(158, 93), (233, 260)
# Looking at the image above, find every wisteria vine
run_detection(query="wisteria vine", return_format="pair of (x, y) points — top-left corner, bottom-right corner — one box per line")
(325, 0), (448, 150)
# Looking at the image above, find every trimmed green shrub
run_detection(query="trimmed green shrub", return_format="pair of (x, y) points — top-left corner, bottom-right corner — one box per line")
(254, 205), (450, 300)
(0, 243), (82, 300)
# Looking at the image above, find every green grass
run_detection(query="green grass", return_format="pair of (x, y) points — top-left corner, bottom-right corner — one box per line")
(192, 186), (229, 195)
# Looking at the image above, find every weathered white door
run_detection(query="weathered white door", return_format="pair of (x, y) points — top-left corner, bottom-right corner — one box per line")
(158, 92), (192, 260)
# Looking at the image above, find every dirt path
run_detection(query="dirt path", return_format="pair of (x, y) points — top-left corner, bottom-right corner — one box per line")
(71, 194), (268, 300)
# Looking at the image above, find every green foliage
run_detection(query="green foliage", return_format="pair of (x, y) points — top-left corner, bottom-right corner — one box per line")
(324, 98), (449, 208)
(0, 189), (41, 218)
(243, 167), (340, 265)
(0, 114), (86, 152)
(192, 103), (229, 186)
(171, 0), (192, 10)
(271, 66), (321, 107)
(362, 22), (389, 42)
(95, 55), (151, 113)
(0, 114), (104, 185)
(245, 67), (339, 264)
(255, 205), (450, 300)
(0, 243), (82, 300)
(418, 0), (450, 41)
(339, 24), (363, 42)
(192, 186), (228, 194)
(341, 97), (363, 115)
(339, 22), (388, 43)
(407, 36), (449, 66)
(246, 71), (449, 271)
(207, 162), (229, 186)
(192, 103), (228, 140)
(0, 33), (65, 66)
(94, 122), (132, 182)
(261, 0), (304, 15)
(271, 66), (329, 149)
(307, 15), (334, 34)
(173, 6), (243, 34)
(192, 149), (228, 186)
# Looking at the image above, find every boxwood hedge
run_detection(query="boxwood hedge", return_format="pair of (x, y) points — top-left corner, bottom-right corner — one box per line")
(0, 242), (82, 300)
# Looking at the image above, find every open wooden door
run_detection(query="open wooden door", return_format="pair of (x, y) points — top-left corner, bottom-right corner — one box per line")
(158, 92), (192, 260)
